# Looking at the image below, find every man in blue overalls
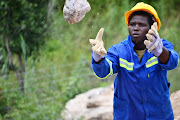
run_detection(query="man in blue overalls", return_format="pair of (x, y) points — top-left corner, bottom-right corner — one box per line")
(89, 2), (179, 120)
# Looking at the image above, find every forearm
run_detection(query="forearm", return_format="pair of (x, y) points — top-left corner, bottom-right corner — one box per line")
(92, 58), (113, 78)
(158, 47), (170, 64)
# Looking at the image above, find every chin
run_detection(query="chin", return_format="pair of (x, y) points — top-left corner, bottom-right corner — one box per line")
(132, 39), (144, 44)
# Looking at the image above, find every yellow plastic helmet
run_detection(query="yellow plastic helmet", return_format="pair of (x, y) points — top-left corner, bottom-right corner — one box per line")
(125, 2), (161, 31)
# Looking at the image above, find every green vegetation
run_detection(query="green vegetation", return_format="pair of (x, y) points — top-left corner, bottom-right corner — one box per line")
(0, 0), (180, 119)
(0, 0), (50, 94)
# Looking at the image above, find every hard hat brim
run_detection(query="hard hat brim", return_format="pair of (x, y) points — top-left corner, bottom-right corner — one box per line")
(125, 8), (161, 31)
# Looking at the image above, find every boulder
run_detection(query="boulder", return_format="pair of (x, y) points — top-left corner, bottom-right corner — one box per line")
(170, 90), (180, 120)
(63, 0), (91, 24)
(62, 85), (180, 120)
(62, 84), (113, 120)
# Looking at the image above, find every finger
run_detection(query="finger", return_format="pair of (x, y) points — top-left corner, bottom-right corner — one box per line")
(150, 23), (159, 38)
(89, 39), (97, 45)
(146, 34), (153, 42)
(151, 26), (159, 38)
(144, 40), (152, 49)
(92, 45), (98, 52)
(94, 47), (101, 54)
(147, 30), (158, 41)
(146, 34), (156, 42)
(92, 44), (101, 52)
(147, 29), (158, 41)
(96, 28), (104, 41)
(148, 29), (155, 35)
(148, 39), (159, 52)
(100, 48), (107, 55)
(92, 42), (100, 49)
(152, 22), (158, 31)
(151, 22), (157, 31)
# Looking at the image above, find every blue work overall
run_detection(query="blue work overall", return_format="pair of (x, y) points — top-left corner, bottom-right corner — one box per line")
(92, 35), (179, 120)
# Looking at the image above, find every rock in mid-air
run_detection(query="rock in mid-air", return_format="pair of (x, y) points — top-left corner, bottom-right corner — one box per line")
(63, 0), (91, 24)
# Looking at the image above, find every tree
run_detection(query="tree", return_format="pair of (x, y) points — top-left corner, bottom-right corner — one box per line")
(0, 0), (53, 94)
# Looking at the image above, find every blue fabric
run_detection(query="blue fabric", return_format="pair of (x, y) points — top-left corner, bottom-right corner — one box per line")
(92, 35), (179, 120)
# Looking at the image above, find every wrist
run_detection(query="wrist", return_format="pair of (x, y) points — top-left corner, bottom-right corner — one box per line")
(93, 52), (105, 62)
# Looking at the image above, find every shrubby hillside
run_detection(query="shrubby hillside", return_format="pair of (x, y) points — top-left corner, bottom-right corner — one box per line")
(0, 0), (179, 119)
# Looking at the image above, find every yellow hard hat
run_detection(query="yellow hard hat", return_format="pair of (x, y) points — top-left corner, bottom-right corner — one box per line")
(125, 2), (161, 31)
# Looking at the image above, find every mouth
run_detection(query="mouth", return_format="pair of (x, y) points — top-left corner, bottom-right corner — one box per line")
(132, 33), (140, 37)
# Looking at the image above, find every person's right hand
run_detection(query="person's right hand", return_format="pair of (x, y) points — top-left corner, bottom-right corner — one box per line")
(89, 28), (107, 56)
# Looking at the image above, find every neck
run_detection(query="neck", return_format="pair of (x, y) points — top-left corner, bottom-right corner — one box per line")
(134, 43), (146, 50)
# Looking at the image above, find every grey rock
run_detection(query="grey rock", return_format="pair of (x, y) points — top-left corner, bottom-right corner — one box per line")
(63, 0), (91, 24)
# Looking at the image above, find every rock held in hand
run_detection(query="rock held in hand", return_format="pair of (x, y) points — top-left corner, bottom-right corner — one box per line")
(63, 0), (91, 24)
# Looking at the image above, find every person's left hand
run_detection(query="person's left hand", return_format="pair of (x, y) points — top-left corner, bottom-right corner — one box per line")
(144, 22), (163, 57)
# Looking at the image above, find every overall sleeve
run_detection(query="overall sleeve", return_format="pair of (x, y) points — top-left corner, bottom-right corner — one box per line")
(159, 39), (179, 70)
(92, 45), (120, 79)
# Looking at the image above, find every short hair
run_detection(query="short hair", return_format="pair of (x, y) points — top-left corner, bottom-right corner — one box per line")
(129, 11), (155, 27)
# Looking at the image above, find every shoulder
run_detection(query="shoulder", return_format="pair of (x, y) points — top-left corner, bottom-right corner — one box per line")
(161, 38), (174, 48)
(162, 38), (172, 44)
(110, 39), (129, 49)
(107, 39), (129, 56)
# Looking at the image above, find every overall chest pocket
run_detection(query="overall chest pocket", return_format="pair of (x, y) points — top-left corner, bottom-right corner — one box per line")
(113, 95), (128, 120)
(146, 56), (160, 73)
(147, 64), (161, 73)
(146, 64), (162, 79)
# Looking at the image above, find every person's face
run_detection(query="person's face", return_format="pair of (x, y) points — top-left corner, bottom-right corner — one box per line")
(128, 15), (150, 44)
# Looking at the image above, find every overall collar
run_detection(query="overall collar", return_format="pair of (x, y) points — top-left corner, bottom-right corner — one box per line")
(128, 34), (149, 65)
(128, 35), (135, 48)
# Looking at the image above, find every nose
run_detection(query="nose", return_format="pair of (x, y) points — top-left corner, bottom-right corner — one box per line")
(134, 24), (139, 31)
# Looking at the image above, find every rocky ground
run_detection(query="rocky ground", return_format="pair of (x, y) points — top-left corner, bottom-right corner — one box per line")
(62, 84), (180, 120)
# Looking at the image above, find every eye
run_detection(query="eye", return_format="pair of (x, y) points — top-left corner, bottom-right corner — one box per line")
(129, 22), (135, 26)
(139, 23), (146, 27)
